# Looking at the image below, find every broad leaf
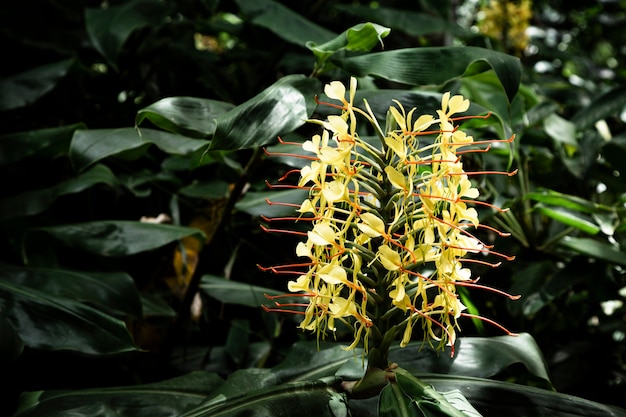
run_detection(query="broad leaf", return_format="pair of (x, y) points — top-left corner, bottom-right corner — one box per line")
(0, 265), (142, 318)
(135, 97), (235, 138)
(85, 0), (173, 68)
(235, 0), (336, 46)
(0, 164), (118, 219)
(0, 124), (84, 166)
(200, 274), (298, 308)
(70, 127), (210, 171)
(535, 205), (600, 235)
(525, 189), (612, 214)
(334, 46), (521, 103)
(24, 221), (205, 262)
(235, 188), (309, 217)
(210, 75), (320, 150)
(12, 371), (220, 417)
(0, 59), (75, 111)
(0, 278), (137, 355)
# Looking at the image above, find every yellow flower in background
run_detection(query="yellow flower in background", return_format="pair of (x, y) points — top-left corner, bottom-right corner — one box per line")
(261, 77), (518, 358)
(478, 0), (533, 56)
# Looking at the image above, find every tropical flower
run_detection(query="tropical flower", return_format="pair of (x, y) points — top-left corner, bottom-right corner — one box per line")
(261, 78), (519, 365)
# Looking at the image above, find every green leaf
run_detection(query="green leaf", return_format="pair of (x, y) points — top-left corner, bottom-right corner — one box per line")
(24, 221), (205, 262)
(543, 113), (585, 178)
(225, 319), (249, 366)
(85, 0), (173, 68)
(199, 274), (297, 308)
(235, 0), (336, 46)
(0, 164), (118, 219)
(333, 46), (521, 103)
(70, 127), (210, 171)
(559, 236), (626, 266)
(571, 85), (626, 130)
(179, 377), (348, 417)
(0, 314), (24, 363)
(525, 189), (612, 214)
(334, 5), (468, 38)
(210, 75), (321, 151)
(535, 205), (600, 235)
(12, 371), (220, 417)
(0, 59), (75, 111)
(379, 382), (419, 417)
(0, 265), (142, 318)
(0, 124), (84, 165)
(235, 188), (310, 217)
(419, 374), (626, 417)
(0, 278), (137, 355)
(135, 97), (235, 138)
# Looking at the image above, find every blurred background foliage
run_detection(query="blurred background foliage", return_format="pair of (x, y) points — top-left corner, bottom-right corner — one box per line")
(1, 0), (626, 416)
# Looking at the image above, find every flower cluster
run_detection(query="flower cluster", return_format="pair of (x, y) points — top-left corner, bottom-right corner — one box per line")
(261, 78), (518, 358)
(478, 0), (533, 56)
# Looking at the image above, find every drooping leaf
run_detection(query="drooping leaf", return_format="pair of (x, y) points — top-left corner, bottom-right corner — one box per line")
(12, 371), (220, 417)
(23, 221), (205, 262)
(333, 46), (521, 103)
(85, 0), (173, 68)
(0, 59), (76, 111)
(534, 205), (600, 235)
(235, 0), (336, 46)
(0, 265), (142, 318)
(135, 97), (235, 138)
(0, 278), (137, 355)
(210, 75), (321, 150)
(70, 127), (210, 172)
(0, 164), (118, 219)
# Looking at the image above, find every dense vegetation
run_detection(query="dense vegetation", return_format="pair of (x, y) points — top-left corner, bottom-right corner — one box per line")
(2, 1), (626, 416)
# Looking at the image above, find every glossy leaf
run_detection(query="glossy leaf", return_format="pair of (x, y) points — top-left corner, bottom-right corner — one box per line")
(179, 377), (348, 417)
(0, 164), (118, 219)
(24, 221), (205, 261)
(0, 124), (84, 165)
(0, 278), (136, 355)
(379, 383), (420, 417)
(135, 97), (235, 138)
(535, 205), (600, 235)
(85, 0), (173, 68)
(12, 371), (220, 417)
(210, 75), (320, 150)
(236, 0), (336, 46)
(0, 59), (75, 111)
(0, 265), (142, 318)
(70, 127), (210, 172)
(559, 236), (626, 266)
(525, 189), (612, 214)
(334, 47), (521, 103)
(235, 188), (309, 217)
(199, 274), (298, 308)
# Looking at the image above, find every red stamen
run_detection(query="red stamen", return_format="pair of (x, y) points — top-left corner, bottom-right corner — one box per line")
(449, 112), (492, 122)
(460, 313), (519, 336)
(448, 168), (518, 177)
(263, 148), (318, 160)
(265, 198), (302, 208)
(454, 281), (520, 300)
(278, 169), (302, 181)
(260, 224), (307, 236)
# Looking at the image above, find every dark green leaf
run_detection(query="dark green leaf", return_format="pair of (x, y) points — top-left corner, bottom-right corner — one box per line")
(559, 236), (626, 266)
(0, 164), (118, 219)
(334, 47), (521, 103)
(0, 124), (83, 165)
(236, 0), (336, 46)
(85, 0), (173, 68)
(0, 314), (24, 363)
(525, 189), (612, 214)
(379, 383), (419, 417)
(24, 221), (205, 261)
(0, 278), (137, 355)
(0, 59), (75, 111)
(0, 265), (142, 318)
(135, 97), (235, 138)
(70, 127), (210, 171)
(200, 274), (296, 308)
(12, 371), (220, 417)
(535, 205), (600, 235)
(225, 319), (249, 366)
(210, 75), (321, 150)
(571, 85), (626, 130)
(235, 189), (309, 217)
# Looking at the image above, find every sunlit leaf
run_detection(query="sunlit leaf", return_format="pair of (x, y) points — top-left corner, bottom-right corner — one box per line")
(12, 371), (220, 417)
(535, 205), (600, 235)
(210, 75), (320, 150)
(334, 47), (521, 103)
(0, 164), (118, 219)
(0, 59), (75, 111)
(136, 97), (235, 138)
(85, 0), (173, 68)
(70, 127), (210, 171)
